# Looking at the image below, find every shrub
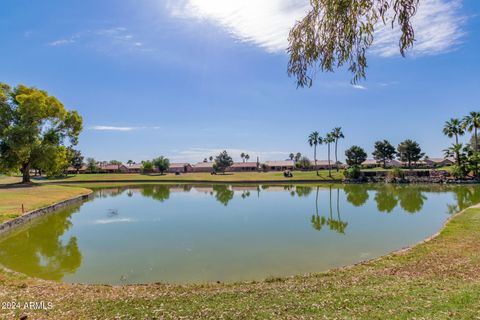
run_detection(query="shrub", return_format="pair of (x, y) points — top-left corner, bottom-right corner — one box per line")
(451, 164), (468, 179)
(344, 165), (361, 179)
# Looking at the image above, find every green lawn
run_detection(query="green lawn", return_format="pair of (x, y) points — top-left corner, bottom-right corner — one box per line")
(0, 185), (91, 223)
(34, 170), (345, 183)
(2, 204), (480, 319)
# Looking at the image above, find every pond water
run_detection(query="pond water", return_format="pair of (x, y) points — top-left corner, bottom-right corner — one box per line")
(0, 183), (479, 285)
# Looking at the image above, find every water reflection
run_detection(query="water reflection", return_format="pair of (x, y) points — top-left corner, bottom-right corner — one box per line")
(3, 184), (480, 283)
(0, 204), (82, 281)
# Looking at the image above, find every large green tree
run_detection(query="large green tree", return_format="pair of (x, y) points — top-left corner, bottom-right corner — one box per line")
(0, 83), (82, 183)
(288, 0), (420, 86)
(345, 145), (367, 166)
(213, 150), (233, 174)
(372, 140), (396, 168)
(153, 156), (170, 174)
(397, 139), (424, 168)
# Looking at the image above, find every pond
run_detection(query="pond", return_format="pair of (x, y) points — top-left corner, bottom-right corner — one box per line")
(0, 183), (479, 285)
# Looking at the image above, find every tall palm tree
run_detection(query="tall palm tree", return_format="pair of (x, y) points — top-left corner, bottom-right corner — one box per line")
(240, 152), (245, 163)
(443, 118), (464, 144)
(331, 127), (345, 172)
(308, 131), (322, 176)
(463, 112), (480, 151)
(289, 153), (295, 161)
(324, 133), (335, 177)
(245, 154), (250, 162)
(443, 143), (464, 166)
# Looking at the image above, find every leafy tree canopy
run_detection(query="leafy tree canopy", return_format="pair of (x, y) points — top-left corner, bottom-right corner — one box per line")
(153, 156), (170, 174)
(288, 0), (419, 87)
(372, 140), (396, 168)
(0, 83), (82, 182)
(345, 145), (367, 166)
(397, 139), (424, 168)
(213, 150), (233, 173)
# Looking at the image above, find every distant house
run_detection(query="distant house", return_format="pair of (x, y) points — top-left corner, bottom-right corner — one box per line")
(192, 162), (214, 173)
(228, 162), (258, 172)
(361, 159), (379, 168)
(265, 160), (295, 171)
(66, 165), (87, 174)
(167, 163), (193, 173)
(424, 158), (454, 167)
(126, 163), (143, 173)
(312, 160), (345, 170)
(98, 164), (128, 173)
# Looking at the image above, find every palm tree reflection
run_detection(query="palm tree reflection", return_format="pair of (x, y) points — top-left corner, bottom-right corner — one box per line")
(311, 186), (348, 234)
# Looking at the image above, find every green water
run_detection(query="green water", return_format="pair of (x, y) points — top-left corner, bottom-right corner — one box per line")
(0, 183), (478, 285)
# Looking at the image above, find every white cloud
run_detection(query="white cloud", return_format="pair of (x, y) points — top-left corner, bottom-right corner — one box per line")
(352, 84), (366, 90)
(90, 126), (135, 132)
(372, 0), (465, 57)
(168, 147), (289, 163)
(167, 0), (465, 56)
(48, 37), (77, 46)
(93, 218), (135, 225)
(89, 125), (161, 132)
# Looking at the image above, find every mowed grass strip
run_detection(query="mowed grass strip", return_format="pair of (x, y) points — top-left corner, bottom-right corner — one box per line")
(0, 185), (91, 222)
(1, 206), (480, 319)
(35, 170), (345, 183)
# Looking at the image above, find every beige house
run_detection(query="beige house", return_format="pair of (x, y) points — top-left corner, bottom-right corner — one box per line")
(126, 163), (143, 173)
(265, 160), (295, 171)
(98, 164), (129, 173)
(192, 162), (214, 172)
(361, 159), (380, 168)
(424, 158), (454, 167)
(67, 165), (88, 174)
(168, 163), (193, 173)
(312, 160), (346, 170)
(228, 162), (258, 172)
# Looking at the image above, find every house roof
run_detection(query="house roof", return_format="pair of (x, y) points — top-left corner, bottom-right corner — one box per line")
(361, 159), (379, 165)
(126, 163), (143, 169)
(99, 164), (121, 170)
(313, 160), (342, 166)
(425, 158), (454, 164)
(193, 162), (214, 168)
(231, 162), (258, 168)
(169, 163), (191, 168)
(265, 160), (295, 167)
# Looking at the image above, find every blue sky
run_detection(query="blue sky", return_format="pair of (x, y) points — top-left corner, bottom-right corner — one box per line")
(1, 0), (479, 163)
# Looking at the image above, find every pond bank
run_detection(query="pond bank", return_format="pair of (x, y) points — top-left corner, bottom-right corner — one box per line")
(1, 193), (480, 318)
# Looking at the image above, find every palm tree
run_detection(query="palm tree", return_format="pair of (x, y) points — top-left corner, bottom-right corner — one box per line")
(295, 152), (302, 162)
(308, 131), (322, 176)
(443, 143), (464, 166)
(443, 118), (464, 145)
(324, 133), (335, 177)
(331, 127), (345, 172)
(463, 112), (480, 151)
(289, 153), (295, 161)
(209, 156), (213, 162)
(240, 152), (245, 162)
(245, 154), (250, 162)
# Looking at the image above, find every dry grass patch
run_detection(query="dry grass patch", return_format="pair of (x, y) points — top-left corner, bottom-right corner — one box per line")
(0, 185), (91, 221)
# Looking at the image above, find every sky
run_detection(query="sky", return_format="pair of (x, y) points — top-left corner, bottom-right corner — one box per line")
(1, 0), (479, 163)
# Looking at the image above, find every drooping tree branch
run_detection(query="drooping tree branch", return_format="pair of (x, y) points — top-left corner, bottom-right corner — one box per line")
(287, 0), (418, 87)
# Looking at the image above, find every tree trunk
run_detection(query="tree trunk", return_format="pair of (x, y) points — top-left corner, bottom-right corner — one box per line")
(21, 163), (31, 184)
(314, 145), (318, 176)
(328, 144), (331, 177)
(335, 139), (339, 172)
(476, 127), (478, 152)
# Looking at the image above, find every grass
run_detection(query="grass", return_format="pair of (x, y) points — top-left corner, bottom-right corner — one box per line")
(34, 170), (345, 183)
(1, 203), (480, 319)
(0, 185), (91, 222)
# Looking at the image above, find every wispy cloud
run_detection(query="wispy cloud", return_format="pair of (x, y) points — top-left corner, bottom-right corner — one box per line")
(89, 125), (161, 132)
(93, 218), (135, 225)
(167, 0), (465, 57)
(372, 0), (466, 57)
(168, 147), (289, 163)
(352, 84), (366, 90)
(47, 27), (146, 51)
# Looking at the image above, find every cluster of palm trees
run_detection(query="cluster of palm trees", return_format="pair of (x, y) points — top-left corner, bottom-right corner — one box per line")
(308, 127), (344, 176)
(443, 111), (480, 176)
(240, 152), (251, 162)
